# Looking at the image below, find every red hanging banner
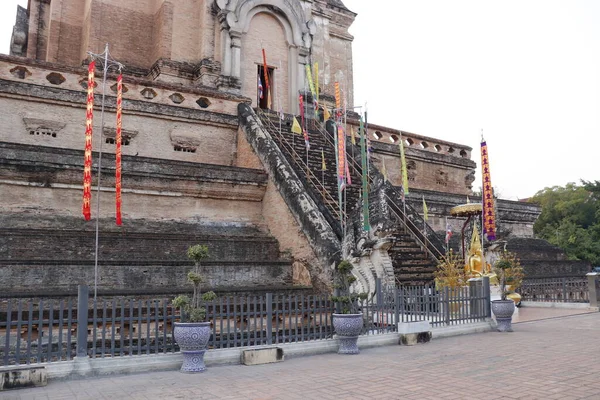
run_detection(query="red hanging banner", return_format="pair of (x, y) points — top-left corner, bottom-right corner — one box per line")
(337, 125), (346, 185)
(82, 61), (96, 221)
(262, 48), (270, 91)
(481, 140), (496, 241)
(115, 74), (123, 226)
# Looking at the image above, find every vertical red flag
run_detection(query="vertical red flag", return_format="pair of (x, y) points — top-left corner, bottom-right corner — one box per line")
(481, 140), (496, 241)
(262, 49), (270, 91)
(337, 125), (346, 188)
(115, 74), (123, 226)
(82, 61), (96, 221)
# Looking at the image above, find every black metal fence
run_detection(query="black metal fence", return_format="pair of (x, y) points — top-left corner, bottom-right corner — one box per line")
(1, 281), (491, 367)
(396, 283), (490, 327)
(517, 277), (589, 303)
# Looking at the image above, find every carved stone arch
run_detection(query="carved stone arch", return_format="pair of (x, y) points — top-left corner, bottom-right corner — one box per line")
(214, 0), (311, 111)
(232, 0), (308, 48)
(241, 8), (294, 47)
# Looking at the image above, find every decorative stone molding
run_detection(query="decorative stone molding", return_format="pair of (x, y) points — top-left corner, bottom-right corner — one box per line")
(23, 118), (66, 138)
(465, 170), (476, 190)
(169, 126), (201, 152)
(103, 127), (138, 145)
(10, 66), (31, 79)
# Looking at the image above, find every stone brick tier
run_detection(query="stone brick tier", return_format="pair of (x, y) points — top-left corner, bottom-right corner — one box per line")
(0, 229), (281, 262)
(507, 238), (591, 278)
(0, 261), (298, 298)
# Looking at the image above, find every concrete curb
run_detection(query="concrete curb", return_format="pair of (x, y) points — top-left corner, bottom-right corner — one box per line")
(521, 301), (598, 311)
(432, 321), (494, 339)
(43, 323), (493, 380)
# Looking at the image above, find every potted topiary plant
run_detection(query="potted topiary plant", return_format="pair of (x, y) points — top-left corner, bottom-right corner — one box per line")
(172, 244), (217, 373)
(491, 250), (524, 332)
(331, 260), (368, 354)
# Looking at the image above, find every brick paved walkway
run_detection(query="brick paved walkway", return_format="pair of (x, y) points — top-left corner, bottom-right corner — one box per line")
(4, 312), (600, 400)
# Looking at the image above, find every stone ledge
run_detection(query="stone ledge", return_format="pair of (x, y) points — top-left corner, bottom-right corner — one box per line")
(241, 347), (284, 366)
(41, 323), (493, 381)
(520, 301), (595, 310)
(0, 365), (47, 391)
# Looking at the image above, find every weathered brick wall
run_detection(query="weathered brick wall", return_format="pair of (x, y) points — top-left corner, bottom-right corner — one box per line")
(311, 0), (356, 106)
(47, 0), (86, 65)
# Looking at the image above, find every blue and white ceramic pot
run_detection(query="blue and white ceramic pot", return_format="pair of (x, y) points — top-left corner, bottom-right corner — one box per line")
(491, 300), (515, 332)
(332, 313), (363, 354)
(173, 322), (211, 372)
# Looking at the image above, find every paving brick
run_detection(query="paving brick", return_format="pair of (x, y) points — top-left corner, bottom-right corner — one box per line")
(6, 313), (600, 399)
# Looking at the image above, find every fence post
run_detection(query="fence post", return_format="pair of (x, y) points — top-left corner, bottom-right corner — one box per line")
(468, 278), (482, 318)
(76, 285), (89, 359)
(443, 286), (450, 325)
(587, 273), (600, 308)
(561, 277), (567, 302)
(375, 278), (383, 306)
(482, 276), (491, 318)
(266, 293), (273, 346)
(394, 286), (400, 329)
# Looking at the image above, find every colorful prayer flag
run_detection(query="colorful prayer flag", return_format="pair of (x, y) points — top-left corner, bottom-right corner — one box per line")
(291, 117), (302, 134)
(258, 74), (263, 99)
(82, 60), (95, 221)
(306, 64), (316, 99)
(399, 138), (409, 194)
(359, 117), (370, 231)
(350, 126), (356, 145)
(345, 160), (352, 186)
(262, 48), (270, 90)
(481, 140), (496, 241)
(337, 125), (346, 188)
(423, 196), (429, 221)
(299, 95), (310, 149)
(115, 73), (123, 226)
(334, 82), (341, 118)
(321, 149), (326, 171)
(445, 222), (453, 244)
(314, 62), (319, 103)
(323, 107), (331, 121)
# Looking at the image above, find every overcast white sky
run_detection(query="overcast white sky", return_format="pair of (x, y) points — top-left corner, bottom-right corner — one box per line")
(1, 0), (598, 200)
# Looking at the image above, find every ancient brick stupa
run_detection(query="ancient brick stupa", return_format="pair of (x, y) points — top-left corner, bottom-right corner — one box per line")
(0, 0), (554, 297)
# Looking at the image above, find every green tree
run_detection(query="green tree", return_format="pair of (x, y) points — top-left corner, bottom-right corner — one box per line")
(530, 182), (600, 265)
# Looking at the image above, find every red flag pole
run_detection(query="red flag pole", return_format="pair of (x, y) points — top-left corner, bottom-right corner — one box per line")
(115, 73), (123, 225)
(82, 60), (96, 221)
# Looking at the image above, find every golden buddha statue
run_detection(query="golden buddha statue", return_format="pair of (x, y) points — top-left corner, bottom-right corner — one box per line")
(465, 225), (488, 278)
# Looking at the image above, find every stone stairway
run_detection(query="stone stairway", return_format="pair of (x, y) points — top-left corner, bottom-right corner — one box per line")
(257, 111), (361, 234)
(389, 232), (439, 285)
(256, 109), (444, 286)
